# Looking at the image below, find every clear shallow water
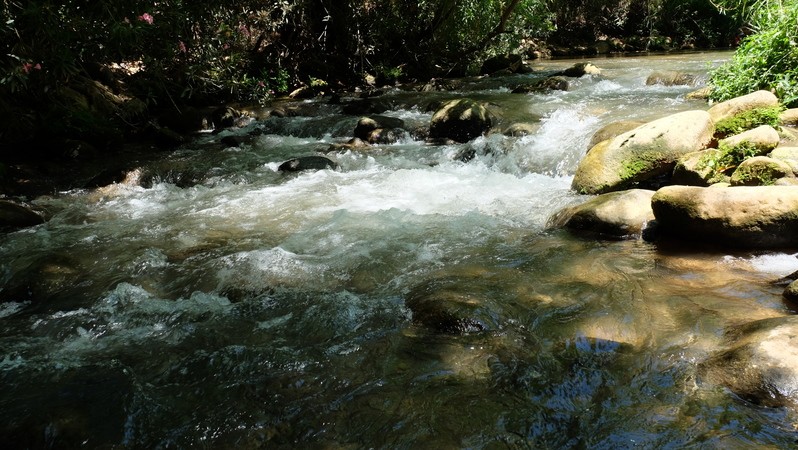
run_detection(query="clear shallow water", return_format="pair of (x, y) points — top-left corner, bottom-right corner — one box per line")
(4, 52), (798, 448)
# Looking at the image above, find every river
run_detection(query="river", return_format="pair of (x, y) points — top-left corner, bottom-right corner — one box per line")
(3, 51), (798, 448)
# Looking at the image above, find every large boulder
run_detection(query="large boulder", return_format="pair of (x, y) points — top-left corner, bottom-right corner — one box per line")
(707, 90), (780, 123)
(587, 120), (645, 150)
(429, 99), (496, 143)
(719, 125), (780, 153)
(548, 189), (655, 238)
(650, 185), (798, 248)
(699, 316), (798, 407)
(572, 110), (715, 194)
(769, 147), (798, 174)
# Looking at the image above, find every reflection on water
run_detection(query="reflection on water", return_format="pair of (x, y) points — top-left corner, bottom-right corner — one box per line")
(3, 51), (798, 447)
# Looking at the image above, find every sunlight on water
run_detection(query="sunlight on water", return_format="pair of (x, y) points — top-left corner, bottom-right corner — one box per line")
(5, 51), (798, 448)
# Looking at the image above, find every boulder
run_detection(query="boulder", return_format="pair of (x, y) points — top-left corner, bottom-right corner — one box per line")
(650, 185), (798, 248)
(699, 316), (798, 407)
(785, 280), (798, 302)
(769, 147), (798, 174)
(686, 87), (712, 100)
(719, 125), (780, 153)
(672, 148), (727, 186)
(404, 276), (493, 334)
(729, 156), (795, 186)
(707, 90), (780, 124)
(780, 108), (798, 127)
(504, 123), (539, 137)
(588, 121), (645, 150)
(511, 76), (569, 94)
(558, 62), (602, 78)
(220, 135), (246, 148)
(645, 71), (697, 87)
(480, 53), (523, 75)
(429, 99), (496, 143)
(572, 110), (715, 195)
(548, 189), (655, 238)
(278, 156), (338, 173)
(353, 116), (405, 144)
(0, 200), (45, 230)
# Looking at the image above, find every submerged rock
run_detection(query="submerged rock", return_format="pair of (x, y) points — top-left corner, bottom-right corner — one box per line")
(572, 110), (714, 195)
(429, 99), (496, 143)
(405, 276), (494, 334)
(278, 156), (338, 172)
(549, 189), (655, 238)
(651, 185), (798, 248)
(511, 76), (569, 94)
(699, 316), (798, 407)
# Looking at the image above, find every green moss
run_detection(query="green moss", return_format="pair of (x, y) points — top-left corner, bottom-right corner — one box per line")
(714, 106), (784, 137)
(696, 140), (759, 183)
(733, 165), (777, 186)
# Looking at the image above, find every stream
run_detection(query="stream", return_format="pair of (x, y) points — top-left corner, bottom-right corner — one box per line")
(3, 51), (798, 448)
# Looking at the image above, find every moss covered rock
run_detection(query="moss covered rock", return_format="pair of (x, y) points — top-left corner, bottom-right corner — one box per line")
(572, 110), (714, 195)
(707, 90), (780, 124)
(729, 156), (795, 186)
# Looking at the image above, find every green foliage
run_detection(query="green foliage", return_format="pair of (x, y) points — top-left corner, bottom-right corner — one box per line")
(698, 140), (760, 181)
(709, 1), (798, 106)
(714, 106), (784, 136)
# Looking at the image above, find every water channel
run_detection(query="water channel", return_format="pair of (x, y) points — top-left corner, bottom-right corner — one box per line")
(3, 51), (798, 448)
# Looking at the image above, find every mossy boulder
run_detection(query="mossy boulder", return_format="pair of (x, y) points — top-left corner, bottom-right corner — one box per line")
(650, 185), (798, 248)
(672, 148), (727, 186)
(587, 120), (645, 151)
(429, 99), (496, 143)
(572, 110), (715, 195)
(729, 156), (795, 186)
(548, 189), (655, 238)
(707, 90), (780, 124)
(719, 125), (780, 153)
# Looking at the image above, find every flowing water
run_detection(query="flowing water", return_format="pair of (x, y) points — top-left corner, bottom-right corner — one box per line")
(3, 52), (798, 448)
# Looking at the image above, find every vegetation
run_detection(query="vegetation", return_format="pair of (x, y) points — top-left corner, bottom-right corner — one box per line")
(0, 0), (748, 153)
(697, 140), (760, 182)
(709, 0), (798, 106)
(713, 106), (784, 136)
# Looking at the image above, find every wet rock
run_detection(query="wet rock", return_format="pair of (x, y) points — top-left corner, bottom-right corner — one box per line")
(651, 185), (798, 248)
(504, 122), (539, 137)
(511, 76), (569, 94)
(707, 90), (780, 124)
(328, 137), (370, 153)
(429, 99), (496, 143)
(549, 189), (655, 238)
(0, 200), (45, 230)
(558, 62), (602, 78)
(480, 53), (523, 75)
(785, 280), (798, 302)
(729, 156), (795, 186)
(645, 71), (697, 87)
(353, 116), (406, 144)
(405, 276), (497, 334)
(588, 120), (645, 150)
(220, 135), (246, 148)
(572, 110), (715, 195)
(278, 156), (338, 172)
(699, 316), (798, 407)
